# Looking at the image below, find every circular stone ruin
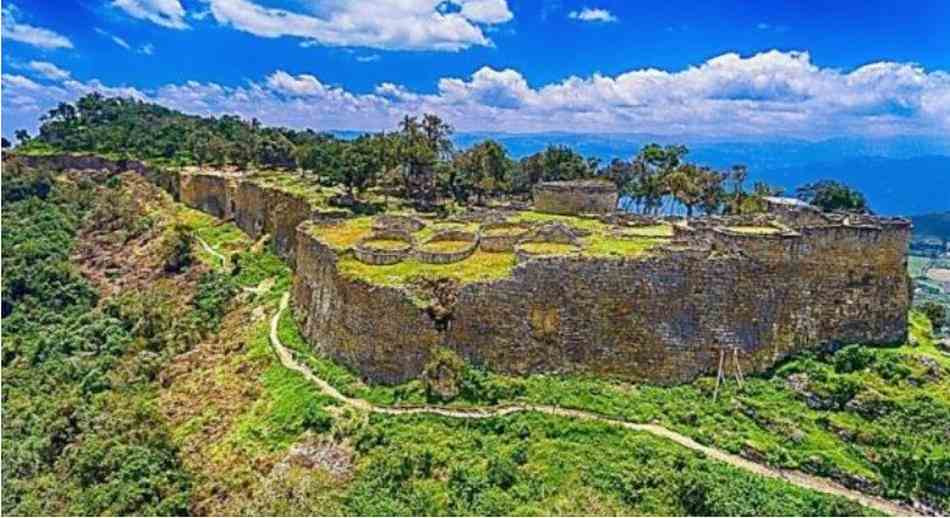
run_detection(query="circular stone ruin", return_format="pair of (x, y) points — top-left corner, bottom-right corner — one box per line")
(416, 229), (479, 264)
(372, 214), (426, 233)
(478, 221), (531, 252)
(515, 222), (582, 259)
(354, 229), (414, 265)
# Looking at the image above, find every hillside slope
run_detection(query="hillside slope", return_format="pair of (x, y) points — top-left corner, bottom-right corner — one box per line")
(2, 159), (947, 515)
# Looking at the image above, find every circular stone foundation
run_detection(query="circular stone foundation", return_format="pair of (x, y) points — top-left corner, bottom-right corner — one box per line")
(416, 229), (478, 264)
(478, 222), (531, 252)
(372, 214), (426, 233)
(354, 229), (414, 265)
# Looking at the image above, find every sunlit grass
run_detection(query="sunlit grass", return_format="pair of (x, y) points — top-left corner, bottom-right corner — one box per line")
(338, 250), (517, 286)
(419, 240), (473, 253)
(518, 242), (578, 255)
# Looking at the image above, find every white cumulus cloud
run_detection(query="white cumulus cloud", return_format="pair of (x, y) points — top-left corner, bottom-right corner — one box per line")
(2, 4), (73, 49)
(204, 0), (512, 51)
(568, 7), (618, 23)
(3, 50), (950, 140)
(112, 0), (189, 29)
(27, 61), (71, 81)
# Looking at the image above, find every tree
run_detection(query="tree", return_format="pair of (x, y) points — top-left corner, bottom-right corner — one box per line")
(796, 180), (869, 213)
(918, 301), (946, 331)
(14, 129), (31, 144)
(452, 139), (511, 204)
(256, 132), (296, 169)
(1, 137), (10, 149)
(667, 165), (702, 217)
(396, 114), (451, 207)
(338, 136), (382, 198)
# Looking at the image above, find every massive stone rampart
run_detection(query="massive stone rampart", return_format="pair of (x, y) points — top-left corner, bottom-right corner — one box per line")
(293, 217), (911, 384)
(178, 171), (348, 262)
(8, 152), (912, 385)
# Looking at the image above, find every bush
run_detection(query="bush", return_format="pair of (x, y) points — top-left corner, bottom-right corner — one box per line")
(422, 348), (465, 401)
(160, 224), (192, 273)
(918, 301), (947, 331)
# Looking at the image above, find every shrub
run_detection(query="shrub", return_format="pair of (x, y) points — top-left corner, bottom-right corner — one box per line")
(422, 347), (465, 401)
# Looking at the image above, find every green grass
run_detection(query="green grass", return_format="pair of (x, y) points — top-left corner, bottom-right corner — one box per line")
(338, 250), (518, 287)
(518, 242), (579, 255)
(582, 235), (667, 258)
(277, 301), (949, 511)
(314, 216), (374, 250)
(363, 238), (412, 251)
(224, 322), (339, 453)
(419, 240), (474, 253)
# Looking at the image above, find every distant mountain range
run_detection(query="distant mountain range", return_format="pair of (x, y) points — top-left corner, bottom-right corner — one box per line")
(332, 131), (950, 216)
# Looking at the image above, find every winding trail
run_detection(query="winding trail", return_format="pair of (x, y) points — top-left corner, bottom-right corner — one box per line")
(268, 292), (920, 517)
(194, 234), (229, 269)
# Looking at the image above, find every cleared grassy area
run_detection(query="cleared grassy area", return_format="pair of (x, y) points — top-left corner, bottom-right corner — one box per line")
(583, 235), (665, 258)
(363, 238), (411, 251)
(315, 216), (374, 250)
(519, 242), (579, 255)
(338, 250), (517, 287)
(419, 240), (474, 253)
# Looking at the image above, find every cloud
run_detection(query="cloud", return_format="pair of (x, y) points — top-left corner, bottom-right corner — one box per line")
(111, 0), (189, 29)
(204, 0), (512, 51)
(356, 54), (381, 63)
(95, 27), (131, 49)
(568, 7), (617, 23)
(27, 61), (71, 80)
(139, 43), (155, 55)
(2, 4), (73, 49)
(3, 50), (950, 140)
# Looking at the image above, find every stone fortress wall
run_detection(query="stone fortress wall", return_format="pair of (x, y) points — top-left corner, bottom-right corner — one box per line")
(10, 154), (913, 385)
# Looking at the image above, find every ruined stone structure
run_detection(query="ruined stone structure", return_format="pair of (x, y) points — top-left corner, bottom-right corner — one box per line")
(533, 180), (618, 215)
(11, 153), (913, 386)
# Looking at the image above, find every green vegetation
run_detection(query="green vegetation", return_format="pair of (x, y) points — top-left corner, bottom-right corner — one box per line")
(419, 240), (474, 253)
(16, 94), (814, 216)
(363, 238), (413, 251)
(518, 242), (579, 255)
(279, 292), (950, 512)
(315, 216), (375, 251)
(4, 160), (936, 515)
(338, 251), (518, 287)
(796, 180), (870, 213)
(1, 167), (200, 515)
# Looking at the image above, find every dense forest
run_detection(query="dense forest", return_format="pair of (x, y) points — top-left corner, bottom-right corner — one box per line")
(12, 93), (868, 215)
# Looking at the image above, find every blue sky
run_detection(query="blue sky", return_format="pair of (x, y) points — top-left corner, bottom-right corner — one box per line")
(3, 0), (950, 139)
